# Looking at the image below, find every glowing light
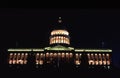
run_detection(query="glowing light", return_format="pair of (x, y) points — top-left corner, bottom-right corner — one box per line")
(107, 61), (110, 65)
(41, 53), (43, 55)
(25, 53), (28, 55)
(10, 53), (13, 55)
(106, 54), (109, 56)
(89, 60), (95, 65)
(33, 49), (44, 51)
(44, 46), (74, 51)
(37, 53), (39, 55)
(75, 49), (112, 52)
(62, 53), (65, 58)
(95, 61), (99, 65)
(75, 60), (80, 65)
(99, 60), (102, 65)
(40, 60), (43, 65)
(66, 53), (68, 55)
(46, 53), (49, 57)
(9, 60), (12, 64)
(76, 54), (78, 56)
(36, 62), (39, 65)
(50, 35), (70, 45)
(108, 66), (110, 69)
(58, 53), (61, 56)
(51, 30), (69, 35)
(70, 53), (73, 58)
(91, 54), (93, 56)
(103, 60), (107, 65)
(12, 60), (16, 64)
(85, 49), (112, 52)
(80, 54), (82, 56)
(54, 53), (57, 57)
(8, 49), (32, 51)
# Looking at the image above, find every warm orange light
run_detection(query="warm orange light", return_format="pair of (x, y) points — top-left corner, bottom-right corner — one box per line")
(99, 60), (102, 65)
(69, 53), (73, 58)
(50, 36), (70, 44)
(62, 53), (65, 58)
(103, 60), (106, 65)
(40, 60), (43, 65)
(9, 60), (12, 64)
(89, 60), (95, 65)
(107, 61), (110, 65)
(51, 30), (69, 35)
(13, 60), (16, 64)
(95, 61), (99, 65)
(54, 53), (57, 57)
(75, 60), (80, 65)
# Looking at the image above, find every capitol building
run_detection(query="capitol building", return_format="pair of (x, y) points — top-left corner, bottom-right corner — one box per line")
(7, 17), (112, 71)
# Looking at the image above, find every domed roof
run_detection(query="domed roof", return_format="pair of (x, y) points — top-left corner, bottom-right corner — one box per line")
(51, 29), (69, 36)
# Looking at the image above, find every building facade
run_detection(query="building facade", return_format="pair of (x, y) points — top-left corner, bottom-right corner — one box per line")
(7, 17), (112, 70)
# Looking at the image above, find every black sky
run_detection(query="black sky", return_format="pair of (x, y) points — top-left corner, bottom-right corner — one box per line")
(0, 8), (120, 69)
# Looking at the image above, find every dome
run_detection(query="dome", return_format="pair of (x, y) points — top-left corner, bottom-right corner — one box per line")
(51, 29), (69, 36)
(49, 17), (70, 46)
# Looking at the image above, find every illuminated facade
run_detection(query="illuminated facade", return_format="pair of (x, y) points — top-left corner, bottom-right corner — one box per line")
(7, 17), (112, 70)
(50, 30), (70, 45)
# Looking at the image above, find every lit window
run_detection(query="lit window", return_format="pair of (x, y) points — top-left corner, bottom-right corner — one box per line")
(66, 53), (69, 58)
(106, 54), (109, 56)
(57, 36), (58, 39)
(37, 53), (39, 55)
(22, 53), (24, 55)
(24, 60), (27, 64)
(46, 53), (49, 55)
(25, 53), (28, 56)
(89, 60), (95, 65)
(75, 60), (80, 65)
(63, 37), (65, 43)
(61, 40), (63, 43)
(19, 60), (23, 64)
(9, 60), (12, 64)
(107, 60), (110, 65)
(87, 53), (90, 56)
(95, 61), (99, 65)
(40, 60), (43, 65)
(58, 53), (61, 57)
(56, 39), (58, 43)
(54, 53), (57, 57)
(66, 53), (68, 55)
(87, 53), (90, 59)
(50, 53), (53, 57)
(41, 53), (43, 55)
(16, 54), (20, 64)
(62, 53), (65, 58)
(70, 53), (73, 58)
(99, 60), (102, 65)
(10, 53), (13, 55)
(36, 62), (39, 65)
(12, 60), (16, 64)
(76, 54), (78, 56)
(103, 60), (106, 65)
(9, 53), (13, 60)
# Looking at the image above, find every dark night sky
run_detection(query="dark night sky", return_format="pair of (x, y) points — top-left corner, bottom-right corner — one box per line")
(0, 8), (120, 69)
